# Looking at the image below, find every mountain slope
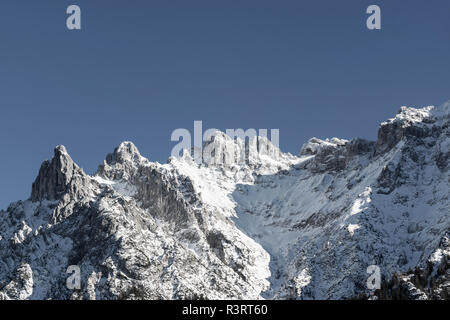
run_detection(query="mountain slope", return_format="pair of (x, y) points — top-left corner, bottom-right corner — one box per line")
(0, 102), (449, 300)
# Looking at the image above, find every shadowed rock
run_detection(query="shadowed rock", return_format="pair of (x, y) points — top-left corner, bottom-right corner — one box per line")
(31, 145), (87, 202)
(375, 106), (435, 155)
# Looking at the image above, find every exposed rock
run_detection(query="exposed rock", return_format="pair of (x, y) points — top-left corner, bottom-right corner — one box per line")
(0, 101), (448, 300)
(0, 264), (33, 300)
(299, 137), (374, 173)
(31, 146), (89, 202)
(375, 106), (434, 155)
(377, 233), (449, 300)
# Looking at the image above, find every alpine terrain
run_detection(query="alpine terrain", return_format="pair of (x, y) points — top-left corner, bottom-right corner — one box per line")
(0, 102), (449, 300)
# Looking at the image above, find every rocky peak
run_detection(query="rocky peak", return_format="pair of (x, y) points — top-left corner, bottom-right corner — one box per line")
(374, 106), (435, 155)
(31, 145), (86, 202)
(1, 101), (448, 300)
(105, 141), (144, 166)
(192, 131), (287, 168)
(248, 135), (283, 165)
(98, 141), (148, 181)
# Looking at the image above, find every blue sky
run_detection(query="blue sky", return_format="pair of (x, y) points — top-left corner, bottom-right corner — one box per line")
(0, 0), (449, 209)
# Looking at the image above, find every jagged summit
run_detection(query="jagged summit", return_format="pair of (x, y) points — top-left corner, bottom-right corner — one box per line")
(55, 145), (68, 155)
(105, 141), (144, 166)
(1, 102), (448, 300)
(30, 145), (86, 202)
(177, 130), (291, 170)
(374, 104), (449, 156)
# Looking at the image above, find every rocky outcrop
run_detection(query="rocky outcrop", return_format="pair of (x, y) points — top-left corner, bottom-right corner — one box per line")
(198, 131), (286, 167)
(0, 264), (33, 300)
(374, 106), (435, 155)
(377, 233), (449, 300)
(299, 137), (374, 173)
(31, 146), (89, 202)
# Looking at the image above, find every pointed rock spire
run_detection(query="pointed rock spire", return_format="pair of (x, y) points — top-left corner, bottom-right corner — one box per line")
(31, 145), (85, 202)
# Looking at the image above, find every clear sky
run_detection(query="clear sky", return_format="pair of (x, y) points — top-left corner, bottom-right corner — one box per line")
(0, 0), (449, 209)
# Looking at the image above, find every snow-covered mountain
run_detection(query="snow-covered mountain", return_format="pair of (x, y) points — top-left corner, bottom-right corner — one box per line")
(0, 102), (449, 300)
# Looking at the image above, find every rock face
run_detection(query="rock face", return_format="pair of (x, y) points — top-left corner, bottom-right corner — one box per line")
(299, 137), (375, 173)
(375, 106), (436, 155)
(0, 102), (449, 300)
(31, 146), (89, 203)
(377, 232), (449, 300)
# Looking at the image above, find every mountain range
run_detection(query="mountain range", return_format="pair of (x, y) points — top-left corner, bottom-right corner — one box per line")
(0, 102), (449, 300)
